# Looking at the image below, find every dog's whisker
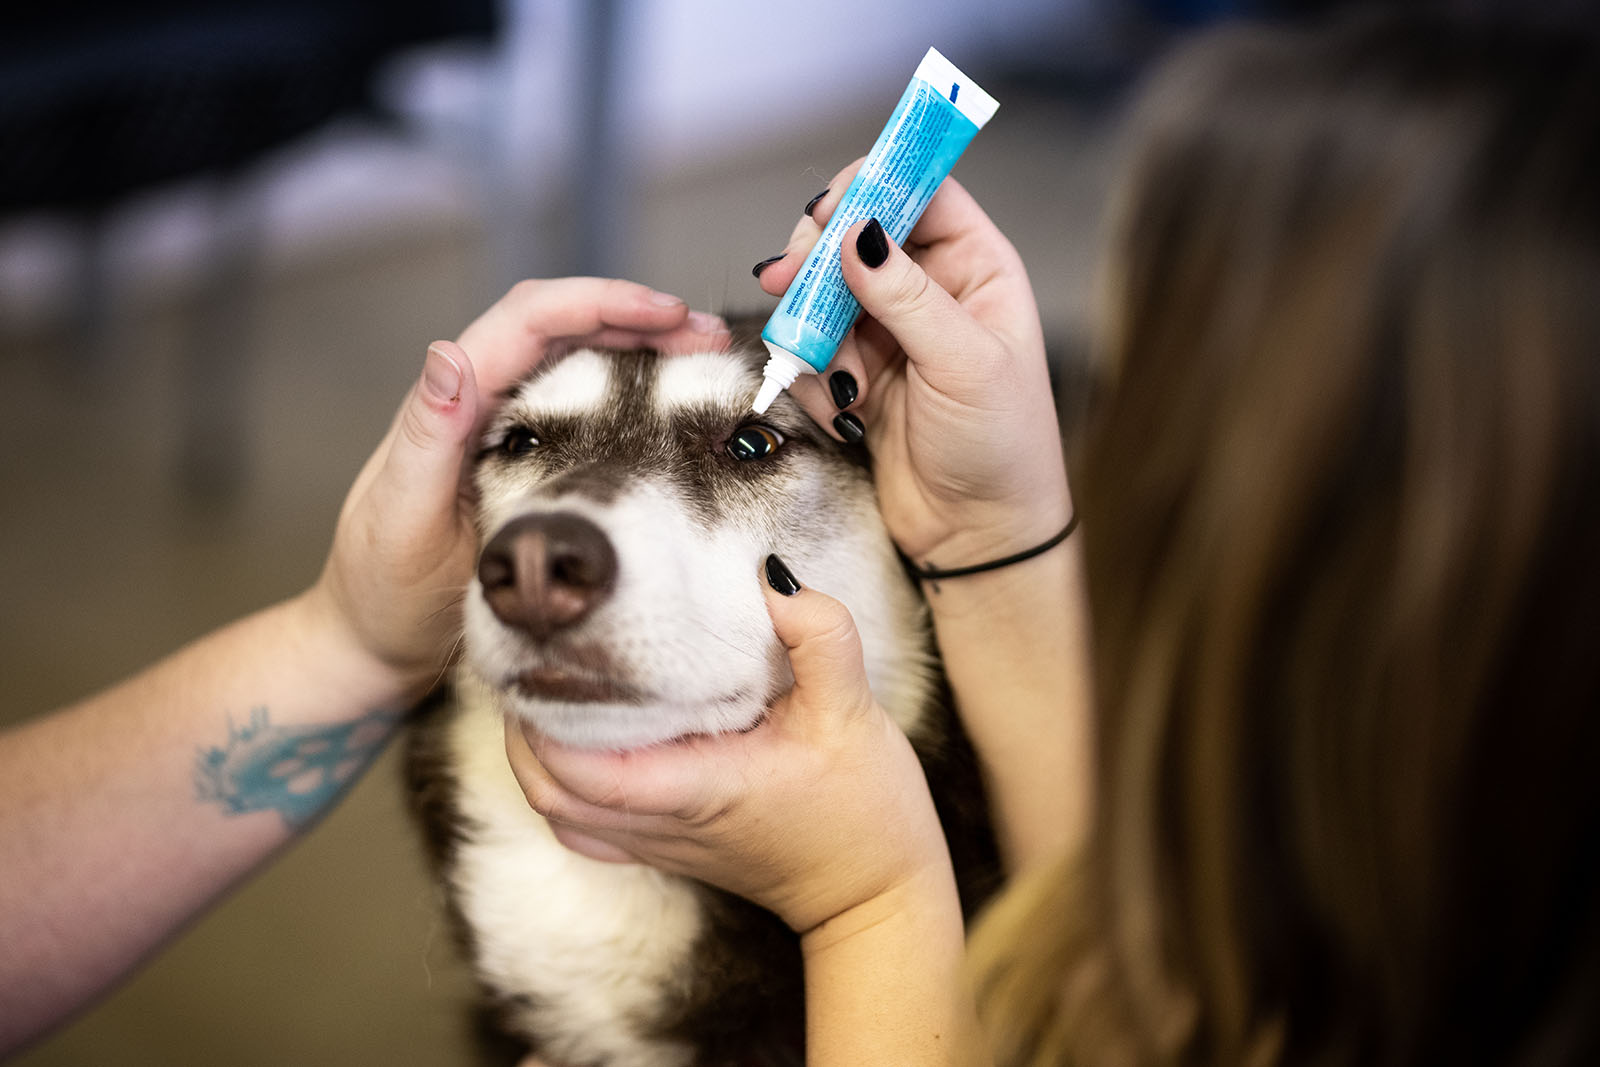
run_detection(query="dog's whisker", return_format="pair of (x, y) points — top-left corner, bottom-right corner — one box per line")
(682, 617), (765, 666)
(404, 346), (988, 1061)
(416, 643), (464, 700)
(421, 593), (468, 627)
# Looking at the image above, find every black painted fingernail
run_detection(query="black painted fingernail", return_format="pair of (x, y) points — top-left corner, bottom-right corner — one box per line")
(856, 218), (889, 268)
(803, 188), (828, 217)
(765, 554), (801, 596)
(828, 370), (858, 409)
(833, 411), (865, 444)
(752, 252), (786, 279)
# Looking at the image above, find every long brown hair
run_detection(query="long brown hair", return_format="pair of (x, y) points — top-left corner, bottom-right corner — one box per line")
(975, 10), (1600, 1064)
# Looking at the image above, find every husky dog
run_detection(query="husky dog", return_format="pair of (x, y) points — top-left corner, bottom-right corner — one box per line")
(406, 341), (996, 1067)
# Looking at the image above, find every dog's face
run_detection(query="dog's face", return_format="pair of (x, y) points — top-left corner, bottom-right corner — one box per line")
(461, 347), (936, 750)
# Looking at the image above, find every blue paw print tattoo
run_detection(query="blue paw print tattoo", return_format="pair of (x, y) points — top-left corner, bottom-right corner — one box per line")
(196, 707), (396, 828)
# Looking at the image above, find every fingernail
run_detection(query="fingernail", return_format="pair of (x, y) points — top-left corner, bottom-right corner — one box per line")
(828, 370), (858, 409)
(688, 310), (726, 334)
(833, 411), (865, 444)
(648, 289), (686, 307)
(751, 252), (786, 279)
(765, 554), (801, 596)
(856, 218), (889, 269)
(423, 344), (462, 403)
(803, 188), (828, 217)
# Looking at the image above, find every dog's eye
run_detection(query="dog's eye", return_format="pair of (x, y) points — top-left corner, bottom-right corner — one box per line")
(727, 425), (784, 462)
(499, 428), (540, 456)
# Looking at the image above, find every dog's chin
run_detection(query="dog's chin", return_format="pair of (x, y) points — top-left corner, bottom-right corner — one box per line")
(505, 691), (767, 751)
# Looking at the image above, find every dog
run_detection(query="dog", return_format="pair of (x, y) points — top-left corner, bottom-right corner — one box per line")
(406, 338), (997, 1067)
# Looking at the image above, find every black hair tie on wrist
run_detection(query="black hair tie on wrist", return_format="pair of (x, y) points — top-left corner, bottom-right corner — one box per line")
(908, 512), (1078, 589)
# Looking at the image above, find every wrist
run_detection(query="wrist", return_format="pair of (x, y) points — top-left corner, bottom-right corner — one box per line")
(290, 585), (438, 710)
(796, 858), (986, 1067)
(909, 514), (1077, 588)
(898, 475), (1073, 582)
(907, 509), (1076, 607)
(798, 859), (960, 953)
(916, 530), (1094, 869)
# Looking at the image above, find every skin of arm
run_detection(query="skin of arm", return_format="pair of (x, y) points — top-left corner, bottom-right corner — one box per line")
(505, 190), (1089, 1064)
(509, 190), (1086, 1059)
(0, 279), (728, 1056)
(0, 593), (410, 1053)
(760, 169), (1092, 871)
(799, 866), (985, 1067)
(918, 536), (1092, 871)
(505, 571), (991, 1067)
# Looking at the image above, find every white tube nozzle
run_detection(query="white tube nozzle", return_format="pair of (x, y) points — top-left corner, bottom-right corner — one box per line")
(752, 342), (813, 414)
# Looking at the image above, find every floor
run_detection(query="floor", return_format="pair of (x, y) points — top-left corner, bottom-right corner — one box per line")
(0, 81), (1115, 1066)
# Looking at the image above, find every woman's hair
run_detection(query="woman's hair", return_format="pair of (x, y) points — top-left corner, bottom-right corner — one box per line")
(974, 9), (1600, 1065)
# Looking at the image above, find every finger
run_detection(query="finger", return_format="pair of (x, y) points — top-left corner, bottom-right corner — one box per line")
(752, 162), (883, 440)
(838, 219), (1013, 398)
(826, 329), (904, 434)
(508, 560), (876, 820)
(783, 345), (871, 445)
(458, 278), (698, 396)
(904, 176), (1015, 263)
(760, 555), (874, 727)
(503, 716), (641, 832)
(783, 372), (836, 434)
(804, 158), (866, 231)
(753, 213), (824, 297)
(366, 341), (481, 534)
(902, 179), (1044, 360)
(548, 823), (639, 865)
(577, 313), (730, 355)
(846, 315), (904, 392)
(753, 158), (867, 297)
(521, 716), (751, 821)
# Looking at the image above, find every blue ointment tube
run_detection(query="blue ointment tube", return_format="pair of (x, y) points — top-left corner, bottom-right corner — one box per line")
(752, 47), (999, 414)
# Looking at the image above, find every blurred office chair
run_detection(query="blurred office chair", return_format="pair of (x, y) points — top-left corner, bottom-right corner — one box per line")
(0, 0), (496, 497)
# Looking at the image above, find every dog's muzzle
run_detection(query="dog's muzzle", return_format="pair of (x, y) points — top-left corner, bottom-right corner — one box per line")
(477, 512), (617, 640)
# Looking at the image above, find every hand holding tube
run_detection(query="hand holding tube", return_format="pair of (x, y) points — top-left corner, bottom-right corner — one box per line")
(754, 48), (998, 414)
(758, 166), (1072, 572)
(760, 176), (1093, 871)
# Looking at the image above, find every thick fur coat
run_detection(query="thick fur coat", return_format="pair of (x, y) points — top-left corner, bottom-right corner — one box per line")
(406, 345), (996, 1067)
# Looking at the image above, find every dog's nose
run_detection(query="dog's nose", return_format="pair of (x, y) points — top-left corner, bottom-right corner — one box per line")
(477, 513), (618, 639)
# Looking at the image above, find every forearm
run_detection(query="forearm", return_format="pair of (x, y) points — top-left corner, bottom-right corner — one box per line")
(0, 591), (413, 1055)
(800, 866), (989, 1066)
(924, 535), (1093, 873)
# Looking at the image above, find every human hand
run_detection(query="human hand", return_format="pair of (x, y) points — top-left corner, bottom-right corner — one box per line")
(502, 557), (958, 935)
(755, 162), (1071, 569)
(307, 278), (730, 699)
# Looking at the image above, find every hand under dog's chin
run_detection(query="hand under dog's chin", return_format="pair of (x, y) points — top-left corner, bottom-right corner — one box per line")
(506, 693), (768, 751)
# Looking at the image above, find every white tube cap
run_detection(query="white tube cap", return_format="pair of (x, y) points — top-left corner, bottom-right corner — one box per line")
(752, 343), (813, 414)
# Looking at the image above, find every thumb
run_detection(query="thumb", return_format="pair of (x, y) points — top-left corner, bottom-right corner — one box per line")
(839, 218), (997, 389)
(378, 341), (480, 521)
(761, 555), (873, 724)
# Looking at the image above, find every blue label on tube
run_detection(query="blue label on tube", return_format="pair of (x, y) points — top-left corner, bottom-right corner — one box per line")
(762, 73), (983, 372)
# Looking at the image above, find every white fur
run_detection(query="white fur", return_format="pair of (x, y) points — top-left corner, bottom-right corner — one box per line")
(435, 348), (940, 1063)
(445, 674), (702, 1067)
(653, 353), (759, 414)
(463, 481), (782, 748)
(466, 350), (937, 749)
(494, 349), (613, 425)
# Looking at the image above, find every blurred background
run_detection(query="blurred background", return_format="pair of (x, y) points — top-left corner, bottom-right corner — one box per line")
(1, 1), (1324, 1063)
